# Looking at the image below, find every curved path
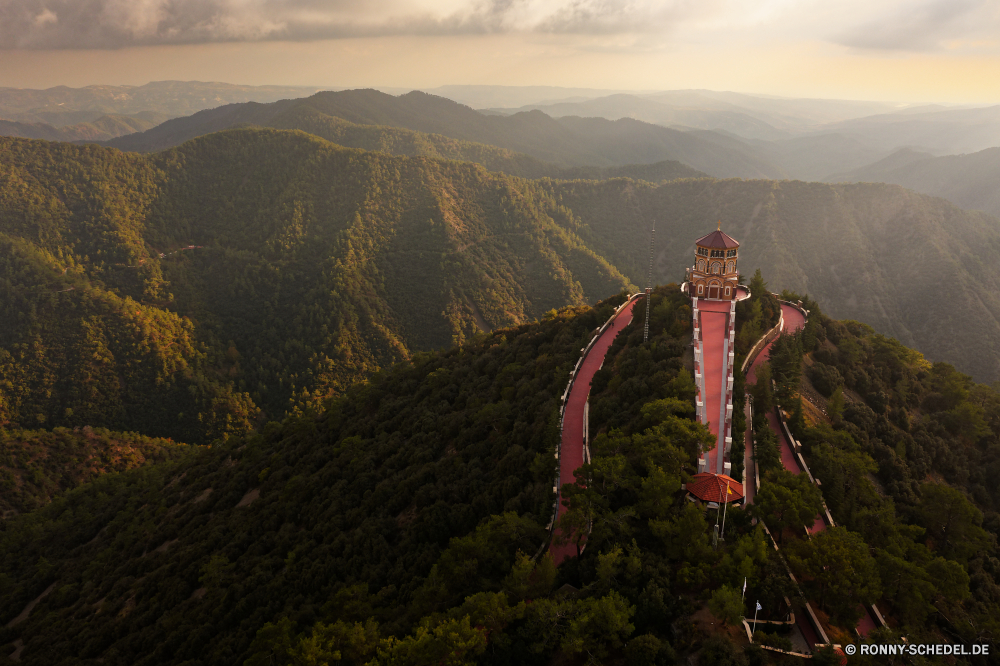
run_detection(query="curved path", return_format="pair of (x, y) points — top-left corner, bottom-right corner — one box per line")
(745, 302), (878, 641)
(550, 299), (638, 564)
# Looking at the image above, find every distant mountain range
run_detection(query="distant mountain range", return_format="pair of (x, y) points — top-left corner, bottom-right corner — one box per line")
(103, 89), (784, 179)
(0, 80), (323, 127)
(826, 146), (1000, 219)
(0, 111), (170, 142)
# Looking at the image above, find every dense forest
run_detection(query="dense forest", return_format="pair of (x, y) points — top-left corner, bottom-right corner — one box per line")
(2, 280), (1000, 663)
(0, 293), (631, 665)
(744, 285), (1000, 654)
(0, 427), (190, 517)
(0, 132), (631, 443)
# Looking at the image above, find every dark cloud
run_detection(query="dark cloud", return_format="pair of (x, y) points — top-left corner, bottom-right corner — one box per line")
(835, 0), (995, 51)
(0, 0), (694, 49)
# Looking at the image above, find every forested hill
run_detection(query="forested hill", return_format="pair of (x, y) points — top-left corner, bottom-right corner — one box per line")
(104, 89), (781, 179)
(748, 290), (1000, 652)
(0, 131), (631, 444)
(4, 286), (1000, 664)
(541, 177), (1000, 383)
(0, 292), (669, 666)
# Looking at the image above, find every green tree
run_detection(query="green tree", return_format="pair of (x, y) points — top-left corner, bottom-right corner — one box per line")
(372, 616), (486, 666)
(917, 483), (991, 561)
(708, 585), (744, 626)
(561, 591), (636, 664)
(787, 527), (881, 626)
(827, 386), (844, 424)
(752, 470), (824, 543)
(750, 362), (774, 414)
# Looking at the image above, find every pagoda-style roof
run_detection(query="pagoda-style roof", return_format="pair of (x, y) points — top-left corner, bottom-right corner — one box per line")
(687, 473), (744, 503)
(695, 230), (739, 249)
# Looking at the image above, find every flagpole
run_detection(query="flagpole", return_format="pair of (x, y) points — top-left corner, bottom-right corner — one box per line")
(753, 601), (760, 640)
(721, 482), (729, 539)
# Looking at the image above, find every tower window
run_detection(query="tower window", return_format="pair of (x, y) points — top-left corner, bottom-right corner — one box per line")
(698, 284), (703, 294)
(725, 287), (731, 296)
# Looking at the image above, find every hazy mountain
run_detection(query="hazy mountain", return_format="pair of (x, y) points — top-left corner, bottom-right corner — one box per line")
(478, 89), (1000, 181)
(747, 133), (896, 182)
(826, 146), (1000, 218)
(485, 93), (791, 141)
(660, 90), (903, 129)
(105, 99), (705, 181)
(0, 80), (323, 126)
(817, 105), (1000, 154)
(0, 111), (170, 141)
(545, 177), (1000, 383)
(420, 84), (653, 109)
(105, 89), (785, 179)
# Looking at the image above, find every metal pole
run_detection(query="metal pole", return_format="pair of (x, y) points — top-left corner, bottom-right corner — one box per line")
(643, 223), (655, 343)
(752, 602), (760, 639)
(721, 483), (729, 539)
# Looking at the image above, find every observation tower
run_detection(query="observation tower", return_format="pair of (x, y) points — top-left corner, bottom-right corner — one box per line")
(685, 223), (744, 504)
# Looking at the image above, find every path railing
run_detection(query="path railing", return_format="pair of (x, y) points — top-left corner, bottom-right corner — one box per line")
(537, 292), (642, 558)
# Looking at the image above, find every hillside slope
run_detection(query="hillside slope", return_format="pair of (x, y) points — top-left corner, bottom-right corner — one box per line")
(543, 177), (1000, 383)
(0, 427), (190, 517)
(826, 146), (1000, 218)
(4, 288), (1000, 664)
(0, 297), (643, 665)
(105, 89), (783, 179)
(0, 132), (632, 441)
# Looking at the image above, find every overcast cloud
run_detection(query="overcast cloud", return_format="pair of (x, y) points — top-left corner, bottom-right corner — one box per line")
(0, 0), (717, 49)
(834, 0), (999, 51)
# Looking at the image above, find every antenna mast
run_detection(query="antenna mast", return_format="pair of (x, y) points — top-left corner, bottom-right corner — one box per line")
(644, 222), (655, 343)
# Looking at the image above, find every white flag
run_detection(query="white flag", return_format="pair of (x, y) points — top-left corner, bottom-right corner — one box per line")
(743, 577), (747, 594)
(756, 602), (762, 611)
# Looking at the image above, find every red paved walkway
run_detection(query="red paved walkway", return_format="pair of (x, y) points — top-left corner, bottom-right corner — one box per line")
(699, 299), (731, 475)
(745, 302), (880, 642)
(746, 303), (807, 486)
(550, 299), (638, 563)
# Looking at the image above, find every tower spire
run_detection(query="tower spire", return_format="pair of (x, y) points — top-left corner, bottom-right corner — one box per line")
(717, 219), (721, 231)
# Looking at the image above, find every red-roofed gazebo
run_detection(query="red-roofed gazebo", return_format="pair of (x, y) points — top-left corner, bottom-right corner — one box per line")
(687, 473), (744, 504)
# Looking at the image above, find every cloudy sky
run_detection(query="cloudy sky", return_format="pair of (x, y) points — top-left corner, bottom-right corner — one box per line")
(1, 0), (999, 102)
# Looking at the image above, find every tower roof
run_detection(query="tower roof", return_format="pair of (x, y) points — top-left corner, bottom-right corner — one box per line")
(695, 229), (739, 249)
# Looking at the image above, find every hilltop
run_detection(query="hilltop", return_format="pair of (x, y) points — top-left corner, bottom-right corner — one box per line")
(5, 126), (1000, 455)
(2, 286), (999, 664)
